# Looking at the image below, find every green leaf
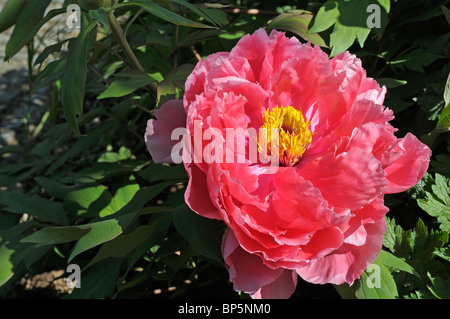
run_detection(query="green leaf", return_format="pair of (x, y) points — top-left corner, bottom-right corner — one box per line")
(427, 272), (450, 299)
(442, 5), (450, 25)
(0, 191), (69, 225)
(330, 0), (375, 56)
(335, 249), (411, 299)
(68, 214), (136, 262)
(61, 19), (97, 135)
(417, 174), (450, 232)
(85, 216), (169, 268)
(22, 213), (137, 262)
(0, 244), (14, 287)
(384, 218), (405, 251)
(421, 102), (450, 147)
(21, 226), (90, 246)
(335, 255), (400, 299)
(33, 40), (69, 67)
(0, 220), (41, 245)
(195, 6), (229, 27)
(355, 259), (399, 299)
(41, 177), (137, 220)
(309, 0), (339, 33)
(98, 146), (132, 163)
(73, 160), (146, 181)
(45, 121), (113, 175)
(389, 49), (444, 73)
(0, 0), (26, 33)
(66, 184), (110, 215)
(376, 250), (419, 277)
(33, 57), (67, 92)
(377, 78), (407, 89)
(414, 218), (443, 252)
(421, 74), (450, 146)
(0, 145), (22, 156)
(138, 163), (188, 183)
(433, 247), (450, 262)
(96, 178), (140, 218)
(266, 10), (327, 48)
(98, 70), (154, 99)
(330, 20), (369, 57)
(35, 176), (113, 217)
(444, 71), (450, 106)
(309, 0), (389, 56)
(89, 7), (110, 30)
(171, 204), (224, 265)
(110, 180), (140, 208)
(170, 0), (218, 26)
(115, 0), (216, 29)
(112, 182), (173, 218)
(157, 64), (194, 105)
(5, 4), (65, 60)
(0, 239), (52, 290)
(21, 183), (171, 262)
(377, 0), (390, 14)
(65, 260), (121, 298)
(436, 102), (450, 131)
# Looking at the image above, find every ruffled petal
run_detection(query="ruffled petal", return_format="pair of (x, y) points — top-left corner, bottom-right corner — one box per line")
(184, 52), (229, 111)
(251, 269), (298, 299)
(300, 147), (387, 210)
(145, 100), (186, 163)
(229, 28), (270, 83)
(296, 218), (386, 285)
(184, 163), (222, 220)
(222, 228), (297, 298)
(383, 133), (431, 193)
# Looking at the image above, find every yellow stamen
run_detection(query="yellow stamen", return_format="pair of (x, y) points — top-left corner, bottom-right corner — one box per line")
(259, 106), (313, 167)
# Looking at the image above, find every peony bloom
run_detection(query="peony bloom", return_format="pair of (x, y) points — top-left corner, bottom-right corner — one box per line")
(145, 29), (431, 298)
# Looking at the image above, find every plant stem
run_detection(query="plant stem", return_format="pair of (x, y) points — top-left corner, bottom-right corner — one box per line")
(107, 10), (156, 93)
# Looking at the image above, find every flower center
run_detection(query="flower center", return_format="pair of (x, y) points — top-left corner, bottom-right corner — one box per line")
(259, 106), (313, 167)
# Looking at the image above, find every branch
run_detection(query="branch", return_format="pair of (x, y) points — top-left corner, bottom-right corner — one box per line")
(107, 10), (156, 94)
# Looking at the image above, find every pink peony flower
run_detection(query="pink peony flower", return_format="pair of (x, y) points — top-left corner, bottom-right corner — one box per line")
(145, 29), (431, 298)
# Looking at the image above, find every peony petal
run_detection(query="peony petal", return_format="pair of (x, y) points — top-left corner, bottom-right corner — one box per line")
(343, 225), (367, 246)
(184, 52), (229, 111)
(229, 29), (270, 83)
(206, 56), (255, 85)
(251, 269), (298, 299)
(296, 219), (386, 285)
(330, 51), (365, 107)
(300, 147), (387, 210)
(331, 51), (386, 107)
(307, 100), (394, 158)
(339, 195), (389, 241)
(145, 100), (186, 163)
(297, 226), (344, 261)
(222, 228), (297, 298)
(383, 133), (431, 193)
(211, 78), (268, 129)
(272, 167), (350, 244)
(345, 122), (396, 156)
(184, 163), (222, 220)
